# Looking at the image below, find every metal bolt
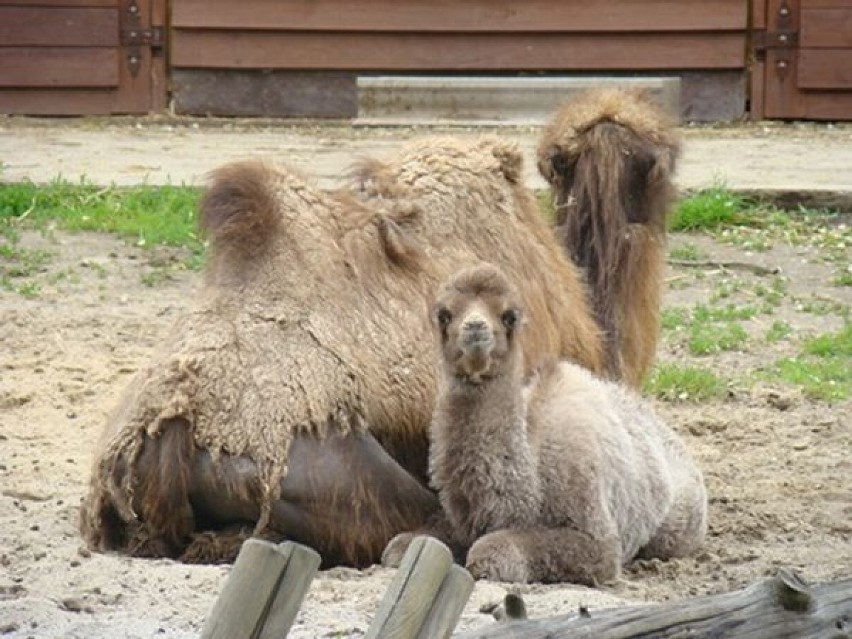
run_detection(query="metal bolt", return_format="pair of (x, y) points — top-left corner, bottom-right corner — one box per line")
(777, 60), (788, 69)
(129, 4), (138, 13)
(779, 6), (790, 16)
(779, 34), (788, 43)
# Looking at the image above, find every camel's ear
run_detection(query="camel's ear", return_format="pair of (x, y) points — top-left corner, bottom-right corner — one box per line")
(537, 145), (575, 187)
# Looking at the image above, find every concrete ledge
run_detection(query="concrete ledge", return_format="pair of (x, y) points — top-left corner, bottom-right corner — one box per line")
(357, 76), (680, 125)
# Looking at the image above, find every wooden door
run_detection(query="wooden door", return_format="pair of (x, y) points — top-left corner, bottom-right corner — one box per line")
(752, 0), (852, 119)
(0, 0), (166, 115)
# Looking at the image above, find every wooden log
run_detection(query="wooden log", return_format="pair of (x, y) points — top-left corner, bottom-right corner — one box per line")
(200, 540), (320, 639)
(417, 564), (475, 639)
(257, 542), (321, 639)
(365, 536), (455, 638)
(457, 569), (852, 638)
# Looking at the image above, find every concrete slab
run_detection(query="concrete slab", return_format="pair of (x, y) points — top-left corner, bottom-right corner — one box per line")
(357, 76), (680, 124)
(0, 120), (850, 204)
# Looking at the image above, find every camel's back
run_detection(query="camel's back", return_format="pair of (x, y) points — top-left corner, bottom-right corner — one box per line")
(533, 362), (676, 555)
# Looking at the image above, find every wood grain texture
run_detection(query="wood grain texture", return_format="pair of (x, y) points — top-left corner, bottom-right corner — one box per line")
(0, 48), (118, 87)
(366, 536), (454, 639)
(457, 570), (852, 639)
(798, 49), (852, 88)
(257, 543), (321, 639)
(171, 31), (746, 71)
(172, 0), (747, 32)
(800, 8), (852, 46)
(417, 564), (475, 639)
(0, 7), (118, 46)
(200, 540), (290, 639)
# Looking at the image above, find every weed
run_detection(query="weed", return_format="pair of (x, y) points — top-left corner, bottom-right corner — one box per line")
(688, 320), (748, 356)
(765, 320), (792, 343)
(670, 186), (751, 232)
(772, 324), (852, 401)
(834, 268), (852, 287)
(661, 306), (690, 331)
(669, 243), (708, 262)
(694, 303), (759, 322)
(644, 363), (728, 402)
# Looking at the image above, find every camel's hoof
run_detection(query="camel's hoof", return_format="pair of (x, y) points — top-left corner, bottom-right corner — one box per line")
(180, 530), (249, 564)
(466, 533), (530, 583)
(381, 532), (418, 568)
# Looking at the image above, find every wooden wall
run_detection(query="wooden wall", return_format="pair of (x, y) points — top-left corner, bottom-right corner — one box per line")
(170, 0), (749, 120)
(0, 0), (165, 115)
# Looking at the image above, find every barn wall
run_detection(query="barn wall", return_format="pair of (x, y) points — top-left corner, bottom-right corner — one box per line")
(169, 0), (750, 121)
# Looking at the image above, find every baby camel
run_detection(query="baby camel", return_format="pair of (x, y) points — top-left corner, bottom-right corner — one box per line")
(383, 264), (707, 584)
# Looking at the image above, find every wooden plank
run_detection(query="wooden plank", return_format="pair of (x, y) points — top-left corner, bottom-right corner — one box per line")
(800, 8), (852, 46)
(800, 0), (852, 7)
(749, 58), (767, 119)
(172, 32), (746, 70)
(458, 570), (852, 638)
(798, 49), (852, 88)
(0, 48), (118, 87)
(200, 539), (290, 639)
(171, 69), (357, 117)
(366, 536), (454, 639)
(172, 0), (747, 32)
(417, 564), (475, 639)
(0, 88), (116, 114)
(0, 7), (119, 46)
(0, 0), (116, 6)
(256, 543), (321, 639)
(753, 0), (768, 29)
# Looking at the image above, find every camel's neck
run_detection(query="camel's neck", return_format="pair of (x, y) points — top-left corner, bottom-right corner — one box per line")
(431, 359), (542, 538)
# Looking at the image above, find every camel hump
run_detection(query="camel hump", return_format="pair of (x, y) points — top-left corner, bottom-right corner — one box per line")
(199, 160), (280, 253)
(477, 137), (524, 184)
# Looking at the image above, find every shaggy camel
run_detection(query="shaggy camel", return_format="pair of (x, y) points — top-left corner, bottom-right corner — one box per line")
(538, 88), (680, 387)
(80, 90), (677, 567)
(384, 264), (707, 584)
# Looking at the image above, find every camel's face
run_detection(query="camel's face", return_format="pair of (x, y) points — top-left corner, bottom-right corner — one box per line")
(432, 264), (524, 384)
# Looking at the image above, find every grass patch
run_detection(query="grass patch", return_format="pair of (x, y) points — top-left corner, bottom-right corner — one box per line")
(669, 242), (708, 262)
(694, 303), (760, 322)
(644, 363), (728, 402)
(772, 324), (852, 401)
(670, 186), (751, 232)
(765, 320), (792, 343)
(0, 180), (204, 260)
(834, 268), (852, 287)
(661, 306), (690, 331)
(688, 321), (749, 355)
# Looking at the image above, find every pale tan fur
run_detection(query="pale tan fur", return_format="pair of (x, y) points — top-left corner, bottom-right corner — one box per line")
(385, 264), (706, 584)
(538, 88), (680, 387)
(80, 138), (611, 564)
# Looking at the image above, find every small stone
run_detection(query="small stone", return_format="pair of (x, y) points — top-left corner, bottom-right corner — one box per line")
(77, 547), (91, 558)
(60, 597), (92, 613)
(69, 560), (80, 568)
(0, 622), (20, 634)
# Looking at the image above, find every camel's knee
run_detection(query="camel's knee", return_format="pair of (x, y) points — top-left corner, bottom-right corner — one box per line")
(641, 486), (708, 561)
(466, 531), (531, 583)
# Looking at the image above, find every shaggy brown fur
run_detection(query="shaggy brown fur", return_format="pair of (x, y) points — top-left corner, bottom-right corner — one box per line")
(80, 137), (613, 565)
(537, 88), (680, 387)
(384, 264), (707, 584)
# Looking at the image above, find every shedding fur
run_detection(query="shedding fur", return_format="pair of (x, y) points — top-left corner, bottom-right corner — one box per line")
(384, 264), (707, 584)
(538, 88), (680, 386)
(81, 110), (673, 567)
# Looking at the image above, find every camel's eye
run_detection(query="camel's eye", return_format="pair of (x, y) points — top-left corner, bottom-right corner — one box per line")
(437, 307), (453, 329)
(501, 309), (520, 331)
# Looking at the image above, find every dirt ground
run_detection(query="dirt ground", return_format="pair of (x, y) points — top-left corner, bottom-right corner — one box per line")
(0, 224), (849, 637)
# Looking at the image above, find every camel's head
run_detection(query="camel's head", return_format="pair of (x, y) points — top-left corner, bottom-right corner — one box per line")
(432, 264), (524, 384)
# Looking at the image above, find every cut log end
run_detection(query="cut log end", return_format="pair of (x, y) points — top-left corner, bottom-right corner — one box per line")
(775, 568), (814, 613)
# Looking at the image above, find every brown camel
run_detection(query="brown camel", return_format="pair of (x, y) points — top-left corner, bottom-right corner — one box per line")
(538, 88), (680, 387)
(80, 90), (677, 567)
(384, 264), (707, 584)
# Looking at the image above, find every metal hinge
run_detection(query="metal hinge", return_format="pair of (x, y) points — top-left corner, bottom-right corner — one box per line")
(123, 0), (164, 77)
(122, 26), (164, 49)
(753, 29), (798, 52)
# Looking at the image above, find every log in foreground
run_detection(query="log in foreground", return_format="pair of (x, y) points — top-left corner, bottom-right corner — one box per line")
(458, 569), (852, 638)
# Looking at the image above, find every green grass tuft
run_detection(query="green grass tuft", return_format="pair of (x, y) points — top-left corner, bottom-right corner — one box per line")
(0, 180), (203, 253)
(688, 321), (748, 356)
(773, 324), (852, 401)
(670, 186), (751, 232)
(644, 363), (728, 402)
(765, 320), (793, 343)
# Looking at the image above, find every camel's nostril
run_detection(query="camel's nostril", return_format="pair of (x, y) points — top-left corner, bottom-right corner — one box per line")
(464, 319), (488, 332)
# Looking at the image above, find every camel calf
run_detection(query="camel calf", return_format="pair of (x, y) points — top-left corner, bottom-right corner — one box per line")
(384, 264), (707, 584)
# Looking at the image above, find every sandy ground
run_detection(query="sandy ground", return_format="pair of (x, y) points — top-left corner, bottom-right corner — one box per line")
(0, 227), (849, 637)
(0, 123), (850, 637)
(1, 118), (852, 193)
